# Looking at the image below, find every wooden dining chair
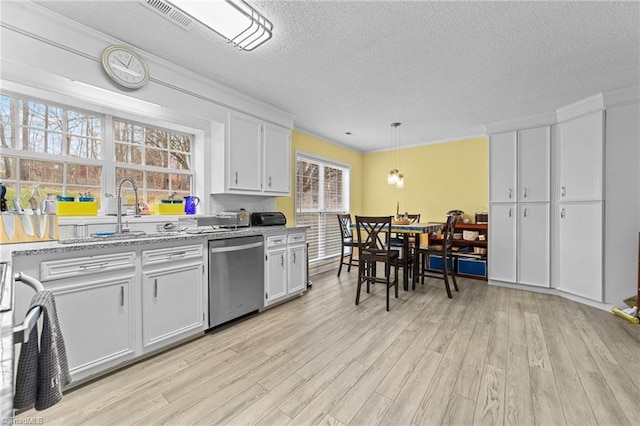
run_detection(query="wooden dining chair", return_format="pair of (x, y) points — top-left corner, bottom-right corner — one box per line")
(337, 213), (359, 277)
(389, 213), (420, 276)
(355, 216), (401, 311)
(412, 214), (459, 298)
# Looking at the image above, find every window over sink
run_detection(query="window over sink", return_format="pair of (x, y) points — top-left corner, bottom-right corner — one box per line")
(0, 92), (194, 210)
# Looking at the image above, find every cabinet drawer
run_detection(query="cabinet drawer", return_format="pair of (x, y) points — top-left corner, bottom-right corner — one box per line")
(287, 233), (306, 244)
(41, 252), (136, 281)
(142, 244), (203, 266)
(267, 235), (287, 248)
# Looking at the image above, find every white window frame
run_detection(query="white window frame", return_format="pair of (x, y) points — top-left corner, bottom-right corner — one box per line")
(0, 88), (201, 213)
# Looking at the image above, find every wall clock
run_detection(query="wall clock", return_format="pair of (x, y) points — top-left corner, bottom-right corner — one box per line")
(101, 45), (150, 89)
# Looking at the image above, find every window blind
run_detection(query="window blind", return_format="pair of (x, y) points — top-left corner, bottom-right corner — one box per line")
(295, 154), (350, 265)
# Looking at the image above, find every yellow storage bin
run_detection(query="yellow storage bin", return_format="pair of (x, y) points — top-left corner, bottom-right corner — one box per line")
(156, 202), (184, 215)
(57, 201), (98, 216)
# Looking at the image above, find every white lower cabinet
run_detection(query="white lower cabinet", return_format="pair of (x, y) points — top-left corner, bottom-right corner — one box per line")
(51, 276), (135, 381)
(265, 235), (288, 305)
(265, 231), (307, 307)
(556, 201), (603, 301)
(517, 203), (549, 287)
(36, 252), (138, 382)
(489, 203), (516, 282)
(141, 244), (204, 352)
(17, 242), (207, 385)
(287, 234), (307, 294)
(489, 202), (550, 287)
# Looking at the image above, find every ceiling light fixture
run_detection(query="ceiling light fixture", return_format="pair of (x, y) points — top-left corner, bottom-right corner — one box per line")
(168, 0), (273, 51)
(387, 122), (404, 188)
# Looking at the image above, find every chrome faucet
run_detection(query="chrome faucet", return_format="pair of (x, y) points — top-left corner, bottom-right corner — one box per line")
(116, 178), (140, 234)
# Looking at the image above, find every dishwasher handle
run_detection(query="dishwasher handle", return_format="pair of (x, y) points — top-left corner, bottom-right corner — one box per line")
(210, 241), (264, 254)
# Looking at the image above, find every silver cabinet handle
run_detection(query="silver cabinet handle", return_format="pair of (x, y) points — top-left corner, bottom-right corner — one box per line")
(293, 252), (296, 264)
(561, 186), (566, 197)
(523, 208), (528, 218)
(280, 254), (284, 267)
(560, 208), (566, 218)
(508, 208), (512, 218)
(81, 262), (108, 270)
(508, 188), (512, 199)
(269, 176), (272, 187)
(120, 286), (124, 306)
(235, 171), (238, 185)
(523, 187), (527, 198)
(154, 279), (158, 298)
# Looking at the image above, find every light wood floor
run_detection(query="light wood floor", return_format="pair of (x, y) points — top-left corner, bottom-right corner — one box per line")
(19, 270), (640, 425)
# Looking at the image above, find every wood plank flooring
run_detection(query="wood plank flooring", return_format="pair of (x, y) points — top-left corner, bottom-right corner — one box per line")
(18, 270), (640, 425)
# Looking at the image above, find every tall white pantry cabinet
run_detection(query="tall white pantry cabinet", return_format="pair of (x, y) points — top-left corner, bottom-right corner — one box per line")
(488, 126), (550, 288)
(487, 88), (640, 307)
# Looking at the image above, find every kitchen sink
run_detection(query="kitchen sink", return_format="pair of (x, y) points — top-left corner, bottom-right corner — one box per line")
(59, 231), (184, 244)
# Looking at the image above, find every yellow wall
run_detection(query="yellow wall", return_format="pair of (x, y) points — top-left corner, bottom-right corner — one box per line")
(362, 136), (488, 222)
(276, 131), (364, 224)
(277, 132), (488, 225)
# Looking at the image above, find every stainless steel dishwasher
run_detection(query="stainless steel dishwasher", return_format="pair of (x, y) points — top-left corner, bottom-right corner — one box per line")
(208, 236), (264, 328)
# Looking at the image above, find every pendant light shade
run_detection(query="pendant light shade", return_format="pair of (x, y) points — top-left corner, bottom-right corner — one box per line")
(387, 123), (404, 188)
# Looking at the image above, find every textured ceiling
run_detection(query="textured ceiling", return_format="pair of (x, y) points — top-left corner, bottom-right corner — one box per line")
(33, 0), (640, 152)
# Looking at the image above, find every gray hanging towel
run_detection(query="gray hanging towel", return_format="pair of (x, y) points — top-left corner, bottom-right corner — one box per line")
(14, 290), (72, 410)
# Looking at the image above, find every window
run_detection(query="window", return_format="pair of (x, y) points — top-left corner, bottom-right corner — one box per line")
(114, 119), (193, 206)
(0, 93), (194, 210)
(0, 94), (102, 206)
(295, 154), (350, 265)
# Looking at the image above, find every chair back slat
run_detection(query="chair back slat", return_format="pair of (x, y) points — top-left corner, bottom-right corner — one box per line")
(355, 216), (392, 251)
(441, 214), (457, 256)
(337, 214), (354, 239)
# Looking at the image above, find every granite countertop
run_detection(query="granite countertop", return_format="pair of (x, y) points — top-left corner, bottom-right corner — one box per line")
(1, 226), (308, 263)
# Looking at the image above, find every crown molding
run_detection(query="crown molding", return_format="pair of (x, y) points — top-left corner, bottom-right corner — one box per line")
(484, 111), (557, 134)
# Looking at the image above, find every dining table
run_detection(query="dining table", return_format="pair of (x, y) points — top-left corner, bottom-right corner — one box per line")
(352, 222), (443, 291)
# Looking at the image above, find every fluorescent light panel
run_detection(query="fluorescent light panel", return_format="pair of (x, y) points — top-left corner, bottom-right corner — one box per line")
(169, 0), (273, 51)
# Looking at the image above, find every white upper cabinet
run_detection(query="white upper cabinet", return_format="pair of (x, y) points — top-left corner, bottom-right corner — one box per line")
(518, 126), (550, 202)
(263, 123), (291, 195)
(228, 113), (263, 192)
(556, 111), (604, 202)
(213, 112), (292, 196)
(489, 132), (517, 203)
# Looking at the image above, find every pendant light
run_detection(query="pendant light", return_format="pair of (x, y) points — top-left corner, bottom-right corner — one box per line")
(387, 122), (404, 188)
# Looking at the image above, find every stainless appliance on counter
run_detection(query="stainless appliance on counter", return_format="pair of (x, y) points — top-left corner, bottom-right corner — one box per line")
(250, 211), (287, 227)
(208, 236), (264, 328)
(179, 210), (250, 233)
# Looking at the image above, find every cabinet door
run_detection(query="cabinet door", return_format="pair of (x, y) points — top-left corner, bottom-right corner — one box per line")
(489, 132), (517, 202)
(518, 126), (550, 202)
(556, 111), (604, 201)
(556, 202), (603, 301)
(265, 247), (287, 304)
(517, 203), (549, 287)
(51, 276), (135, 381)
(488, 203), (516, 282)
(263, 124), (291, 195)
(288, 244), (306, 294)
(229, 113), (262, 191)
(142, 262), (204, 351)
